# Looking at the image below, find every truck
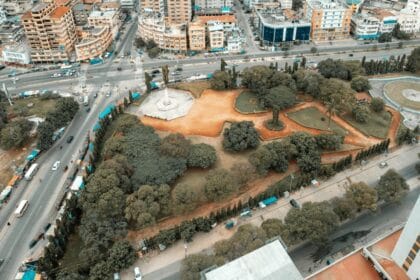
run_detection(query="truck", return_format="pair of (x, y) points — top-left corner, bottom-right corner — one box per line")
(24, 163), (39, 181)
(258, 196), (278, 209)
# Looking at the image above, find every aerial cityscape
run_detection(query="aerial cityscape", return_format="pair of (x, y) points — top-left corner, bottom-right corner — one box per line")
(0, 0), (419, 278)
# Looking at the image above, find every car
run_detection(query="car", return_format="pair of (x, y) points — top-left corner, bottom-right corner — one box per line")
(117, 67), (122, 71)
(93, 93), (98, 98)
(36, 232), (45, 241)
(151, 69), (160, 74)
(44, 223), (51, 232)
(379, 162), (388, 168)
(349, 53), (354, 57)
(29, 239), (38, 249)
(134, 267), (142, 280)
(66, 136), (74, 143)
(86, 107), (91, 112)
(51, 161), (60, 171)
(289, 199), (300, 209)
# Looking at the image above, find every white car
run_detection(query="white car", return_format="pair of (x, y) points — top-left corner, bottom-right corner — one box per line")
(134, 267), (142, 280)
(51, 161), (60, 171)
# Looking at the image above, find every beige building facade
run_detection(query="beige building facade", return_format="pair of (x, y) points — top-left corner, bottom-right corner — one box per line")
(188, 22), (206, 50)
(75, 26), (112, 61)
(22, 2), (77, 63)
(207, 21), (224, 49)
(305, 0), (352, 41)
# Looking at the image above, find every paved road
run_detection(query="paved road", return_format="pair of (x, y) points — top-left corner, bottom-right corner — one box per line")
(0, 19), (140, 278)
(1, 47), (414, 96)
(233, 0), (258, 53)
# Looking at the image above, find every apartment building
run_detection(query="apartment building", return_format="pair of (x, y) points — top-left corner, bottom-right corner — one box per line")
(207, 21), (224, 50)
(72, 3), (92, 25)
(0, 23), (24, 44)
(257, 9), (311, 45)
(188, 21), (206, 50)
(75, 26), (112, 61)
(391, 195), (420, 279)
(87, 10), (120, 38)
(196, 14), (236, 31)
(22, 2), (77, 63)
(0, 0), (32, 16)
(280, 0), (292, 9)
(137, 12), (187, 51)
(368, 8), (397, 34)
(140, 0), (191, 24)
(350, 13), (380, 40)
(195, 0), (232, 9)
(226, 31), (242, 53)
(397, 0), (420, 33)
(305, 0), (352, 41)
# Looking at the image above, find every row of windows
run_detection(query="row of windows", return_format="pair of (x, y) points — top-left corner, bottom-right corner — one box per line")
(402, 235), (420, 271)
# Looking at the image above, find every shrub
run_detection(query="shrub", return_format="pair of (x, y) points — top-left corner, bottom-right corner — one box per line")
(370, 97), (385, 112)
(222, 121), (260, 152)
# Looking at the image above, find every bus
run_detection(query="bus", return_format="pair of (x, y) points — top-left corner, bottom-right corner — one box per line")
(24, 163), (39, 181)
(14, 200), (29, 217)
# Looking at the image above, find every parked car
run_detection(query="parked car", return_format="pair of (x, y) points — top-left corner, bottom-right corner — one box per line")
(379, 162), (388, 168)
(117, 67), (122, 71)
(151, 69), (160, 74)
(289, 199), (300, 209)
(51, 161), (60, 171)
(134, 267), (142, 280)
(66, 136), (74, 143)
(44, 223), (51, 232)
(29, 239), (38, 249)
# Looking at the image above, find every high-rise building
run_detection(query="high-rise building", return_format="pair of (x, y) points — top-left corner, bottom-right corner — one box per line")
(305, 0), (352, 41)
(140, 0), (191, 24)
(391, 195), (420, 279)
(22, 2), (77, 63)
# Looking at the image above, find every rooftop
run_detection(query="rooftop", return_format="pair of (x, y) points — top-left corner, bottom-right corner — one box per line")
(307, 0), (348, 10)
(21, 12), (32, 20)
(308, 228), (409, 280)
(50, 6), (70, 19)
(32, 2), (49, 13)
(205, 240), (303, 280)
(369, 8), (396, 19)
(257, 9), (310, 26)
(100, 2), (121, 10)
(89, 10), (117, 18)
(196, 14), (236, 24)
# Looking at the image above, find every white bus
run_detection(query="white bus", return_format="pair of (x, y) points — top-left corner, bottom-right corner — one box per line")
(14, 200), (29, 217)
(24, 163), (39, 181)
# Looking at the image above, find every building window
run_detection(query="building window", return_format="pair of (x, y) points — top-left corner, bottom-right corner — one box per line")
(402, 262), (409, 271)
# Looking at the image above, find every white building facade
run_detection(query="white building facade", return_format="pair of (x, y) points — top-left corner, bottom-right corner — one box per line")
(2, 44), (31, 64)
(350, 13), (380, 40)
(195, 0), (232, 9)
(391, 195), (420, 279)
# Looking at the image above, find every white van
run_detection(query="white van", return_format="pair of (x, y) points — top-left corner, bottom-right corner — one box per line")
(14, 200), (29, 217)
(24, 163), (39, 181)
(134, 267), (142, 280)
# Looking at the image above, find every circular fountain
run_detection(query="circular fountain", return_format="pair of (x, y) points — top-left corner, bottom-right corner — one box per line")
(139, 86), (194, 120)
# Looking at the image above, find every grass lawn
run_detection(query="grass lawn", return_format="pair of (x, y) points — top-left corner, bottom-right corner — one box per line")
(384, 81), (420, 111)
(171, 81), (211, 98)
(7, 97), (58, 118)
(235, 91), (266, 114)
(342, 110), (392, 139)
(287, 107), (347, 135)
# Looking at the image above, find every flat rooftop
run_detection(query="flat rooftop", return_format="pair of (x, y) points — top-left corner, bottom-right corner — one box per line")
(50, 6), (69, 19)
(32, 2), (49, 13)
(205, 240), (303, 280)
(257, 10), (310, 26)
(196, 14), (236, 24)
(308, 229), (409, 280)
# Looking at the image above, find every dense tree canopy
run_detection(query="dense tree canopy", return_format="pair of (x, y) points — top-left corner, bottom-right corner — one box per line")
(315, 134), (344, 151)
(210, 70), (233, 90)
(351, 76), (371, 92)
(187, 143), (217, 168)
(317, 59), (352, 80)
(125, 184), (172, 229)
(377, 169), (409, 203)
(406, 46), (420, 73)
(204, 169), (237, 201)
(107, 240), (137, 271)
(0, 119), (32, 149)
(222, 121), (260, 152)
(346, 182), (378, 212)
(181, 254), (224, 280)
(293, 69), (324, 98)
(284, 201), (339, 246)
(352, 104), (370, 123)
(370, 97), (385, 112)
(264, 85), (296, 128)
(160, 133), (191, 158)
(172, 183), (200, 214)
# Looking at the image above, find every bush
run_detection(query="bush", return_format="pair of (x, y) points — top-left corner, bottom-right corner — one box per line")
(351, 76), (371, 92)
(160, 133), (191, 158)
(148, 47), (160, 58)
(222, 121), (260, 152)
(370, 97), (385, 112)
(187, 143), (217, 168)
(352, 104), (370, 123)
(172, 183), (200, 214)
(0, 119), (33, 149)
(204, 169), (237, 201)
(315, 134), (344, 151)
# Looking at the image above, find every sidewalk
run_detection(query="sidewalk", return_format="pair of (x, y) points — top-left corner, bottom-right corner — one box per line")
(122, 144), (419, 280)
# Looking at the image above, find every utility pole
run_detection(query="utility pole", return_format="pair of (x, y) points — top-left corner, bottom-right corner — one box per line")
(2, 83), (13, 106)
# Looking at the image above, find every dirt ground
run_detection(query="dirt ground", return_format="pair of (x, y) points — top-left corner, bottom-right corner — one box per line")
(0, 148), (27, 190)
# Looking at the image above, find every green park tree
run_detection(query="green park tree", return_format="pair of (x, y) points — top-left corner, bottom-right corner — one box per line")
(377, 169), (409, 203)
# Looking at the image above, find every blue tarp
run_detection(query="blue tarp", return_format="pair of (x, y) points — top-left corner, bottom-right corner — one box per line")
(207, 73), (213, 79)
(90, 57), (103, 65)
(93, 122), (101, 132)
(150, 82), (159, 90)
(22, 269), (36, 280)
(26, 149), (40, 161)
(98, 104), (115, 120)
(221, 6), (231, 13)
(262, 196), (278, 206)
(132, 92), (141, 100)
